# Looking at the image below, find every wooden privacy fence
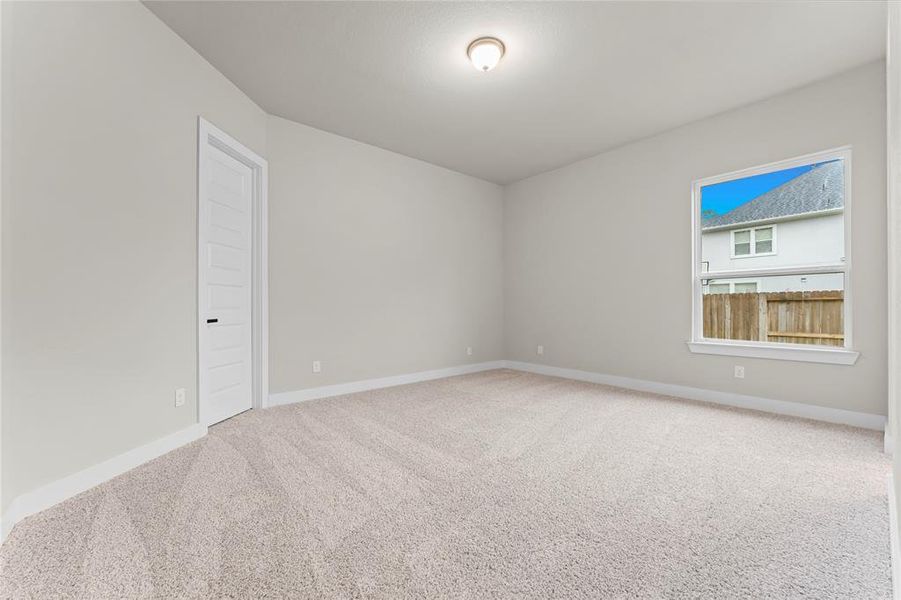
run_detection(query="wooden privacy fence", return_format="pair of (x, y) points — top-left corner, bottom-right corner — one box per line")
(703, 291), (844, 346)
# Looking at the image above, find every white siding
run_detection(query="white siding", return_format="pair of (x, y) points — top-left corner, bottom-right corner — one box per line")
(702, 212), (844, 270)
(703, 274), (844, 294)
(701, 212), (844, 292)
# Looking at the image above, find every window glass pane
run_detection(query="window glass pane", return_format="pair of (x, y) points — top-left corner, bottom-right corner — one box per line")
(734, 242), (751, 256)
(755, 239), (773, 253)
(701, 158), (844, 271)
(702, 273), (844, 346)
(707, 284), (730, 294)
(755, 227), (773, 242)
(754, 227), (773, 253)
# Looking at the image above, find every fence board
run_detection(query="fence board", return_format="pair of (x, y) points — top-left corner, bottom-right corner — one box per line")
(703, 290), (843, 347)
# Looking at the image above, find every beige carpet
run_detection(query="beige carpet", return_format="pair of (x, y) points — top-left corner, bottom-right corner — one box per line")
(0, 369), (891, 599)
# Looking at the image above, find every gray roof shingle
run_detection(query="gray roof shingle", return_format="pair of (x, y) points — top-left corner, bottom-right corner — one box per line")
(701, 160), (843, 230)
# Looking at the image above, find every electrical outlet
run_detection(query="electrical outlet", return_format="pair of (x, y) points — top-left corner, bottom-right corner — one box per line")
(466, 346), (473, 356)
(312, 360), (321, 374)
(537, 345), (544, 356)
(734, 365), (745, 379)
(174, 388), (186, 407)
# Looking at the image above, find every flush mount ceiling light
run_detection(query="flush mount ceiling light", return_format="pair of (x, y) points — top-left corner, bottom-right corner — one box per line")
(467, 37), (505, 72)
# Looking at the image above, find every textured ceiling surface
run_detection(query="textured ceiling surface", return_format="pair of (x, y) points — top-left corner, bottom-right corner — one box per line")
(145, 1), (886, 184)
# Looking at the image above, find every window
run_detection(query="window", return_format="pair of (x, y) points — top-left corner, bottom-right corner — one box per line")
(731, 226), (775, 257)
(733, 230), (751, 256)
(754, 227), (773, 254)
(705, 281), (758, 294)
(689, 148), (857, 364)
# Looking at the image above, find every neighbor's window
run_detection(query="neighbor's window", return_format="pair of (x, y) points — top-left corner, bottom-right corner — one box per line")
(732, 226), (774, 257)
(692, 148), (851, 359)
(705, 281), (759, 294)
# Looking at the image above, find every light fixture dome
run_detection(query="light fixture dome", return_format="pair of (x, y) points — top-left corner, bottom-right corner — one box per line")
(467, 37), (505, 72)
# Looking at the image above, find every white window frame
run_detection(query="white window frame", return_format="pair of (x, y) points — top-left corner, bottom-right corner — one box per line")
(730, 225), (777, 258)
(688, 147), (858, 365)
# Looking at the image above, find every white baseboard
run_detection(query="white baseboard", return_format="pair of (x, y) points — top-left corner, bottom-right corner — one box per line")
(889, 474), (901, 600)
(0, 423), (207, 544)
(1, 359), (885, 544)
(270, 359), (885, 430)
(505, 360), (887, 431)
(269, 361), (507, 406)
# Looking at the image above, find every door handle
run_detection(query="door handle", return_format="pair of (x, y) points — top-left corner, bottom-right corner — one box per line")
(206, 318), (219, 324)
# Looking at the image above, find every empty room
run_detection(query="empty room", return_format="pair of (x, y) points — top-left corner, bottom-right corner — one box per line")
(2, 0), (901, 598)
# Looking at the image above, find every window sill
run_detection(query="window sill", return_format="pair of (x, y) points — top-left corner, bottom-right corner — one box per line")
(729, 251), (776, 259)
(686, 340), (859, 365)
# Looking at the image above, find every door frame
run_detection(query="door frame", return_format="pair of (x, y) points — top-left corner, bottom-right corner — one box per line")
(197, 117), (269, 426)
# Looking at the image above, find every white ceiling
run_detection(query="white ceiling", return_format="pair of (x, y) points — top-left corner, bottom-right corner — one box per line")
(144, 1), (886, 184)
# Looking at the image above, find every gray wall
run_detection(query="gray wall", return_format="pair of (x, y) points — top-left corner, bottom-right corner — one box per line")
(0, 1), (267, 512)
(0, 2), (888, 522)
(0, 2), (505, 513)
(504, 61), (887, 416)
(267, 116), (504, 393)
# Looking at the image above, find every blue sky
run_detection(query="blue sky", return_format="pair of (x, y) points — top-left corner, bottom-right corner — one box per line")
(701, 160), (836, 217)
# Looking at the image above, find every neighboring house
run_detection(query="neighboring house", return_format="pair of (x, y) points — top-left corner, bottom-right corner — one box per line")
(701, 161), (844, 293)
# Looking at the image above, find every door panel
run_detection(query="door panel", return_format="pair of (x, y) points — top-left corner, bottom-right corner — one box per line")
(200, 144), (253, 425)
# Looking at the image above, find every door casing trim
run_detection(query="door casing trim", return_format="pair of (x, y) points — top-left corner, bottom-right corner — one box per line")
(197, 117), (269, 426)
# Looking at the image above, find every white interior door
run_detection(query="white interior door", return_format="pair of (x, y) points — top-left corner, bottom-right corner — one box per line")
(199, 143), (254, 425)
